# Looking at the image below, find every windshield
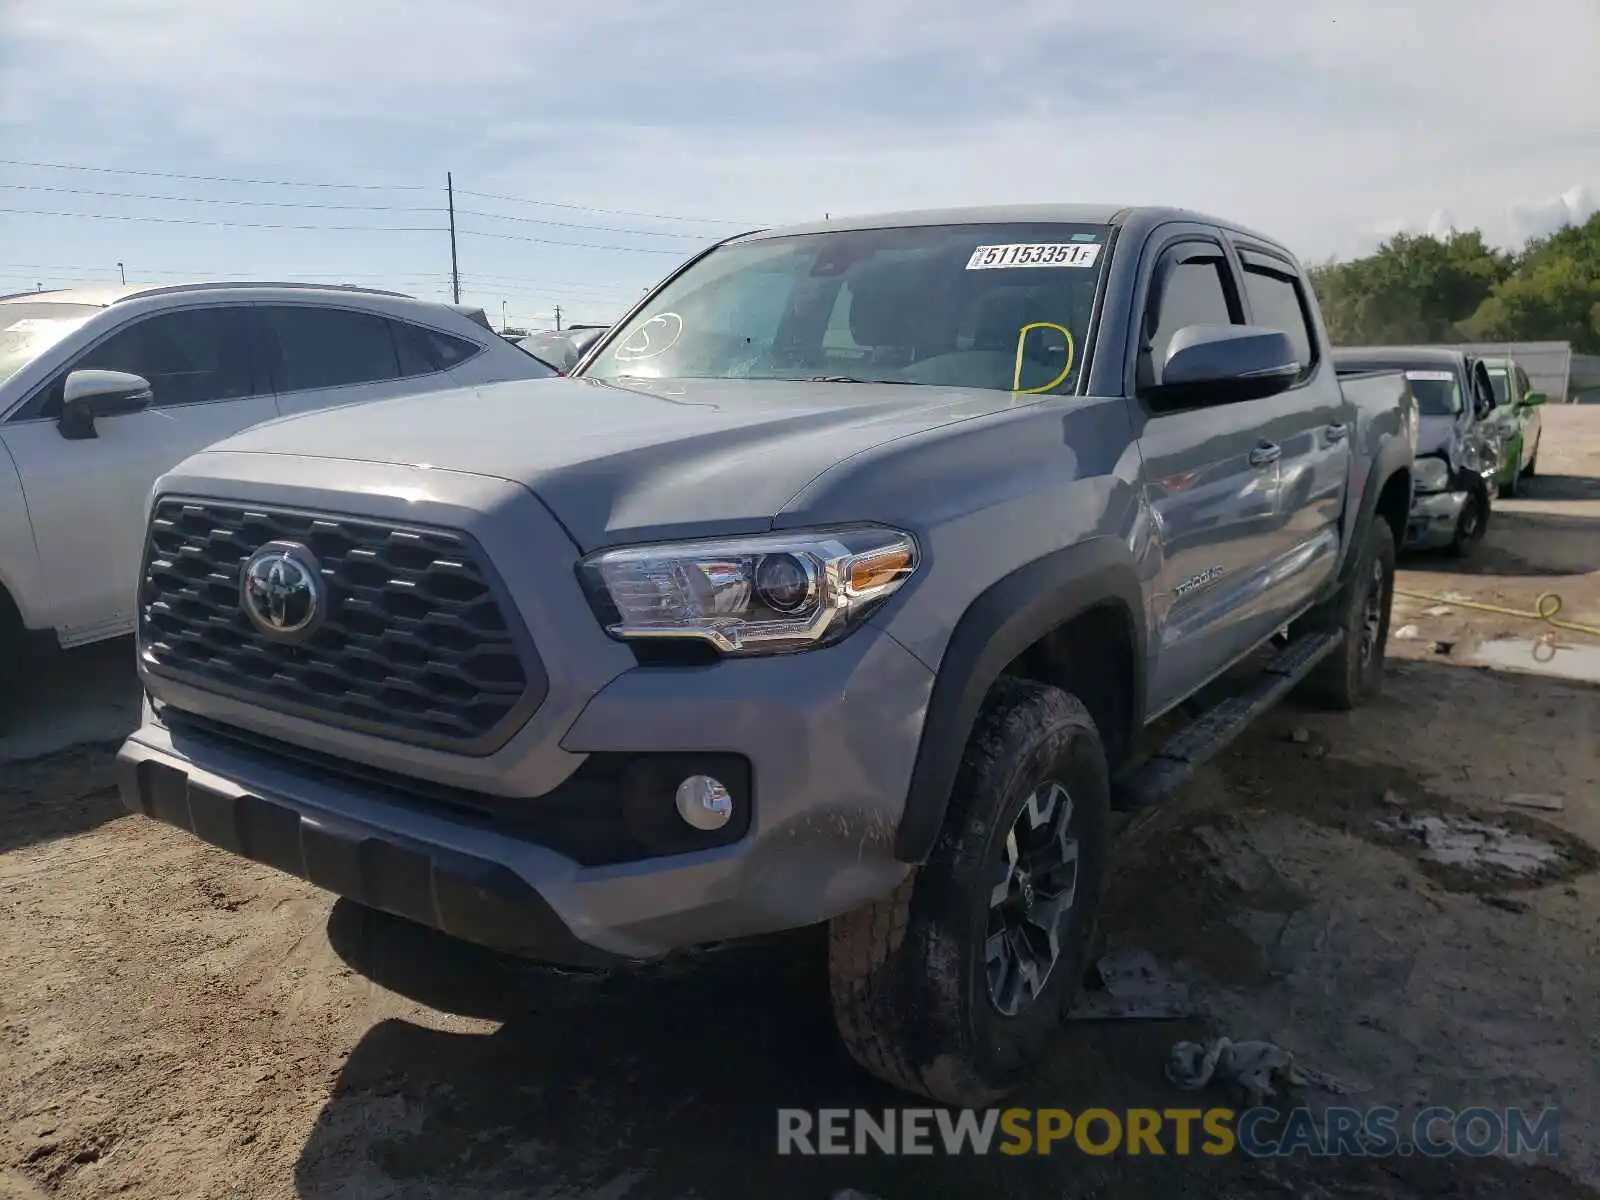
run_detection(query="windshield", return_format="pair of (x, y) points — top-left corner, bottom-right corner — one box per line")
(1403, 369), (1464, 417)
(1485, 367), (1510, 404)
(0, 302), (100, 388)
(578, 222), (1112, 397)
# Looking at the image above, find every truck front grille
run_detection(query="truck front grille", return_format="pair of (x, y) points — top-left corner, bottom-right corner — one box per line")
(138, 499), (545, 753)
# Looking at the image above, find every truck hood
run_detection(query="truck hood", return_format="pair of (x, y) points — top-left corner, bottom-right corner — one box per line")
(209, 375), (1014, 549)
(1417, 413), (1461, 459)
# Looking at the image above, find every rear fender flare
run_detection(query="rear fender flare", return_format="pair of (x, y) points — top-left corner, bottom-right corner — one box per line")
(1336, 435), (1414, 588)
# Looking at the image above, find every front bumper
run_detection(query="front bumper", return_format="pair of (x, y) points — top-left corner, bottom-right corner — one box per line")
(118, 622), (932, 963)
(1405, 489), (1468, 549)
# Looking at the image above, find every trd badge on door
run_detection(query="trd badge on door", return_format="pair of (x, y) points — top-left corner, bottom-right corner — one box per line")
(1174, 566), (1225, 597)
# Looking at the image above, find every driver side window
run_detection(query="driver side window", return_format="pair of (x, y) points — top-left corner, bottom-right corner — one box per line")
(36, 306), (259, 418)
(1470, 363), (1497, 416)
(1139, 243), (1243, 390)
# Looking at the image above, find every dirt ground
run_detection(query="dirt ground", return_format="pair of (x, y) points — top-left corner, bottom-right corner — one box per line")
(2, 408), (1598, 1200)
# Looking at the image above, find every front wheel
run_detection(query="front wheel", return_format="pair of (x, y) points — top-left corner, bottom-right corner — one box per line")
(827, 678), (1110, 1106)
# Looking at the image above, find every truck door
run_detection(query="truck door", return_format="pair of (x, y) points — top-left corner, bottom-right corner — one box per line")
(1233, 247), (1349, 619)
(1129, 236), (1288, 716)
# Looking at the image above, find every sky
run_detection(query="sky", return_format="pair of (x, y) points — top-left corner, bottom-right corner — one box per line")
(1, 0), (1596, 330)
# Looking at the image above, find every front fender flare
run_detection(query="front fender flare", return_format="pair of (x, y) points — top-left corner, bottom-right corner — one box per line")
(893, 536), (1146, 863)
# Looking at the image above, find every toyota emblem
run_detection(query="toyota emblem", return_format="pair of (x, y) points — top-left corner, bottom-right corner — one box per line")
(240, 542), (325, 642)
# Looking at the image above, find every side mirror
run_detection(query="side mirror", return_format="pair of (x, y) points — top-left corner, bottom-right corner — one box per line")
(58, 369), (153, 440)
(565, 327), (607, 372)
(1522, 390), (1547, 407)
(1144, 324), (1300, 408)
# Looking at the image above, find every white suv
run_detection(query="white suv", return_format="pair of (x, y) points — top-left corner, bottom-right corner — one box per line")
(0, 282), (556, 664)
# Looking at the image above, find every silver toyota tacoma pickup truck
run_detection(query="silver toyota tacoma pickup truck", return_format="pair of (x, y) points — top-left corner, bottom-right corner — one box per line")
(117, 205), (1417, 1105)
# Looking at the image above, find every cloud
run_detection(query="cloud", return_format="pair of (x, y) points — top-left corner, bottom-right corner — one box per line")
(1, 0), (1596, 309)
(1508, 185), (1599, 243)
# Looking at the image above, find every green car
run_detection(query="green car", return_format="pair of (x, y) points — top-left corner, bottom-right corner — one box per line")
(1481, 356), (1546, 497)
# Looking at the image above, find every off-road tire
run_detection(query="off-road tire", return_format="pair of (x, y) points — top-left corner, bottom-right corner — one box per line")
(1447, 480), (1489, 557)
(827, 678), (1111, 1106)
(1298, 518), (1396, 710)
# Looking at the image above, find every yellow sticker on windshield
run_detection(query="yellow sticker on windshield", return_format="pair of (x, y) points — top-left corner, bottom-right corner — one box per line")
(1012, 323), (1075, 395)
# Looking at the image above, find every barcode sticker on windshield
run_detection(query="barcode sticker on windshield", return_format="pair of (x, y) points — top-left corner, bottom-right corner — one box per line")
(966, 243), (1101, 270)
(1405, 370), (1455, 381)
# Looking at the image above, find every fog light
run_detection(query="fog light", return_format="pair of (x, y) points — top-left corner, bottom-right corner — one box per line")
(675, 775), (733, 830)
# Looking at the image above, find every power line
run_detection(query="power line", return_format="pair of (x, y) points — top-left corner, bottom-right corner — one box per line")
(455, 272), (647, 293)
(2, 158), (767, 226)
(456, 227), (698, 254)
(455, 209), (706, 240)
(455, 187), (762, 227)
(0, 207), (440, 233)
(0, 264), (454, 286)
(0, 263), (641, 296)
(456, 270), (644, 289)
(0, 157), (431, 191)
(0, 183), (444, 213)
(0, 184), (724, 240)
(6, 207), (719, 254)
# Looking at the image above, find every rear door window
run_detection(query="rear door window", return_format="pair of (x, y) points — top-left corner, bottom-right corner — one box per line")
(391, 320), (484, 376)
(261, 305), (401, 392)
(1240, 258), (1316, 379)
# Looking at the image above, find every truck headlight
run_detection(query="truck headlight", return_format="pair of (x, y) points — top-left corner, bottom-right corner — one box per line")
(1413, 455), (1451, 493)
(577, 525), (919, 655)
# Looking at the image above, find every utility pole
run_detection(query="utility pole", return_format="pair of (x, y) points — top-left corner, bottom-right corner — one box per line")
(501, 300), (507, 333)
(117, 262), (125, 285)
(447, 172), (460, 303)
(553, 304), (562, 331)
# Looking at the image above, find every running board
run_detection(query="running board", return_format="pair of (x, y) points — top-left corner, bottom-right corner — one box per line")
(1111, 629), (1345, 812)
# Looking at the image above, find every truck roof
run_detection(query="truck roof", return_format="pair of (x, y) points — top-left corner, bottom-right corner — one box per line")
(1333, 346), (1470, 371)
(733, 204), (1291, 252)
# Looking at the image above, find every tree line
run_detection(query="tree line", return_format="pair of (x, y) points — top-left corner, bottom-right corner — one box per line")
(1306, 211), (1600, 354)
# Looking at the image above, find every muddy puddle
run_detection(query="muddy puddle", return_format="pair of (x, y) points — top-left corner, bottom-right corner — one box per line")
(1378, 812), (1569, 875)
(1461, 636), (1600, 683)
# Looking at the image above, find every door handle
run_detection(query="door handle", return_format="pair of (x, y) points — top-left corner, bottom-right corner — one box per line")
(1248, 441), (1281, 468)
(1325, 422), (1349, 442)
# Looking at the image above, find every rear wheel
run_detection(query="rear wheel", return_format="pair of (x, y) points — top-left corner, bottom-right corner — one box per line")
(1299, 518), (1397, 710)
(827, 678), (1110, 1106)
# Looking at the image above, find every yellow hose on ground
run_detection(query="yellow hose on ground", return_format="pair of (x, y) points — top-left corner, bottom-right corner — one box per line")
(1393, 588), (1600, 640)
